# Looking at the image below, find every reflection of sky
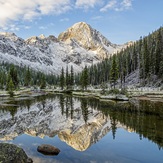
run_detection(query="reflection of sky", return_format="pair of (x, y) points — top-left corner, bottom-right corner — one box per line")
(4, 129), (163, 163)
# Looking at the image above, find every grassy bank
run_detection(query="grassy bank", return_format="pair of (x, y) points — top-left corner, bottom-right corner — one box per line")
(1, 86), (163, 102)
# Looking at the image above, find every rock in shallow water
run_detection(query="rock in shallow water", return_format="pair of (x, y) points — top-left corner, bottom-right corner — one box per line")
(37, 144), (60, 155)
(0, 143), (33, 163)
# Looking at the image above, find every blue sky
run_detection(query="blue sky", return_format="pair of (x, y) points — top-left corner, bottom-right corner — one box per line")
(0, 0), (162, 44)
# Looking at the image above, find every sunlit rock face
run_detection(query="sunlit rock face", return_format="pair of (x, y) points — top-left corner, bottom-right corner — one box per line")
(58, 113), (111, 151)
(58, 22), (123, 59)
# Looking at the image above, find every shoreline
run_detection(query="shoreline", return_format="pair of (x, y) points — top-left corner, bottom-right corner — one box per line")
(1, 87), (163, 102)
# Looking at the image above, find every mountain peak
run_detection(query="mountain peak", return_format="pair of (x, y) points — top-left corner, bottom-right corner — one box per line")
(73, 21), (88, 25)
(0, 32), (16, 37)
(72, 21), (90, 28)
(0, 22), (127, 75)
(39, 34), (46, 39)
(58, 22), (121, 59)
(25, 36), (39, 44)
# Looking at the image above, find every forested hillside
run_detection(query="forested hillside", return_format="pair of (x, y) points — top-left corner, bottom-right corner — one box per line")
(77, 27), (163, 88)
(1, 27), (163, 92)
(0, 62), (58, 91)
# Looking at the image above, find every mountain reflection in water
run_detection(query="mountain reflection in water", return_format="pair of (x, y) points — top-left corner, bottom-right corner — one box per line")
(0, 94), (163, 162)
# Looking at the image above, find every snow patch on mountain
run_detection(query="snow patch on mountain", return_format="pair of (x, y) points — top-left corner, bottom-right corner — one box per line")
(0, 32), (99, 74)
(0, 22), (130, 74)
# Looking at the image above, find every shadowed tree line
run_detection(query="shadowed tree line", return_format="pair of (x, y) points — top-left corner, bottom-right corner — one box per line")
(0, 62), (59, 95)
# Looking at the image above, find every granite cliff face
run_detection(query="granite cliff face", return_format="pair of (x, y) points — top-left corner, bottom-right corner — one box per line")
(0, 22), (129, 74)
(58, 22), (123, 59)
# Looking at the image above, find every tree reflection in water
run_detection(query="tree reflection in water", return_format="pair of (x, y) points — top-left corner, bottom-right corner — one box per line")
(58, 95), (163, 149)
(0, 95), (163, 150)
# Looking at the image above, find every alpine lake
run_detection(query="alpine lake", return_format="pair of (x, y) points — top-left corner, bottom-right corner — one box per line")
(0, 94), (163, 163)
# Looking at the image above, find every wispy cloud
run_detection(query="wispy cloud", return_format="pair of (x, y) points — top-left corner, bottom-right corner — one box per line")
(24, 26), (31, 30)
(60, 18), (69, 22)
(75, 0), (101, 9)
(10, 25), (20, 31)
(39, 26), (47, 30)
(100, 0), (133, 12)
(38, 23), (56, 30)
(0, 0), (71, 28)
(100, 0), (117, 12)
(91, 16), (103, 20)
(0, 0), (133, 30)
(122, 0), (132, 9)
(0, 24), (20, 31)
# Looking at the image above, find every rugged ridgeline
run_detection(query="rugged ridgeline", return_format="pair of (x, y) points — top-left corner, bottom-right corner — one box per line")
(58, 22), (123, 59)
(0, 22), (126, 75)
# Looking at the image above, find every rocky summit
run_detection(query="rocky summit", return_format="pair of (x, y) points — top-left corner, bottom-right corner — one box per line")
(0, 22), (128, 74)
(58, 22), (123, 59)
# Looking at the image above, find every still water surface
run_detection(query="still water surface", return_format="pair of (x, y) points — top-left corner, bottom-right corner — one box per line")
(0, 95), (163, 163)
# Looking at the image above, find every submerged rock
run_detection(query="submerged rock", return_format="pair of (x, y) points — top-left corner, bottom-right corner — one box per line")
(0, 143), (33, 163)
(37, 144), (60, 155)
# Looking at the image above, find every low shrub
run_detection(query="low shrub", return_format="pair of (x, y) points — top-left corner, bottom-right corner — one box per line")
(108, 88), (120, 94)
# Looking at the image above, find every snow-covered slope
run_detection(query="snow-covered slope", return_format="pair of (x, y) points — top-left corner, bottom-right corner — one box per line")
(0, 22), (129, 74)
(0, 32), (98, 74)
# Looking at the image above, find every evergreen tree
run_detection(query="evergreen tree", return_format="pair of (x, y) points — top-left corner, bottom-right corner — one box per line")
(8, 78), (14, 97)
(0, 71), (2, 89)
(117, 52), (123, 88)
(6, 73), (11, 91)
(80, 66), (89, 90)
(133, 43), (138, 71)
(80, 72), (84, 90)
(74, 73), (80, 86)
(9, 65), (19, 89)
(110, 55), (118, 89)
(40, 74), (46, 89)
(155, 28), (163, 75)
(143, 38), (149, 78)
(24, 67), (31, 86)
(66, 66), (70, 89)
(60, 67), (65, 90)
(84, 66), (89, 90)
(0, 71), (7, 90)
(149, 37), (156, 75)
(70, 66), (74, 89)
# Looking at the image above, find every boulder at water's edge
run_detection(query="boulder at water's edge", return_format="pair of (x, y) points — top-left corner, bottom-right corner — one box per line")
(0, 143), (33, 163)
